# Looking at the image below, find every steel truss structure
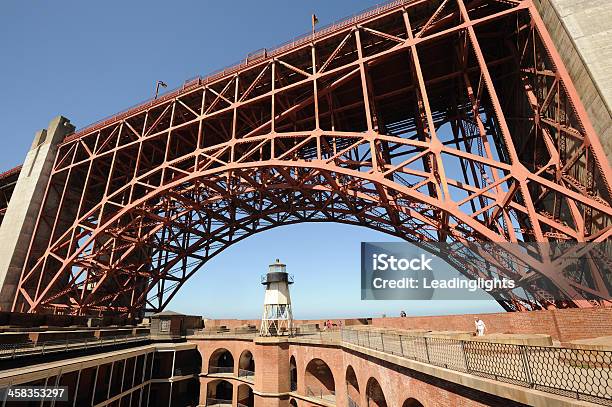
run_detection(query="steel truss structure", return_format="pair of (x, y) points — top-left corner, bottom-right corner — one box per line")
(0, 166), (20, 225)
(11, 0), (612, 317)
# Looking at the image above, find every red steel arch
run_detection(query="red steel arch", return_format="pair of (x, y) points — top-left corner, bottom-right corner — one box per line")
(11, 0), (612, 317)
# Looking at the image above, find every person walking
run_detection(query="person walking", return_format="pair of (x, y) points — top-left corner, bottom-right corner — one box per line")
(474, 317), (486, 336)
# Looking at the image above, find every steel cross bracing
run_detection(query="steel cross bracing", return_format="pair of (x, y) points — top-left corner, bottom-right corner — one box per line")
(0, 166), (20, 225)
(11, 0), (612, 317)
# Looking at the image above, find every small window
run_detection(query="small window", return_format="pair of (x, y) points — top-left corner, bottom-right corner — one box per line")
(160, 319), (171, 332)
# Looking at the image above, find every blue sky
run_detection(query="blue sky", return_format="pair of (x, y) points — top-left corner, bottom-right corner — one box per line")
(0, 1), (503, 318)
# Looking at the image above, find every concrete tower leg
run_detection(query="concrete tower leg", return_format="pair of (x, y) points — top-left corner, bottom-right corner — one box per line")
(0, 116), (74, 310)
(534, 0), (612, 160)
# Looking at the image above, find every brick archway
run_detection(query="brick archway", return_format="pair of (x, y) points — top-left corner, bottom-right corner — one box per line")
(304, 358), (336, 398)
(206, 379), (233, 404)
(237, 383), (254, 407)
(208, 348), (234, 373)
(290, 355), (298, 391)
(366, 377), (387, 407)
(238, 349), (255, 376)
(346, 364), (361, 405)
(403, 397), (425, 407)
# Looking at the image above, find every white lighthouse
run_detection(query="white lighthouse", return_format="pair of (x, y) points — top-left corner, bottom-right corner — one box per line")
(260, 259), (294, 336)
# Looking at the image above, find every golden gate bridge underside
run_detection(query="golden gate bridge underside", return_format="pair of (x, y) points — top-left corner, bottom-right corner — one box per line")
(8, 0), (612, 317)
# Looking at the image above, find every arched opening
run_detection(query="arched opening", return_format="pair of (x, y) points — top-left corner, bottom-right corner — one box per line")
(402, 398), (424, 407)
(290, 355), (297, 391)
(304, 358), (335, 402)
(289, 399), (298, 407)
(208, 348), (234, 374)
(206, 379), (233, 406)
(346, 365), (360, 406)
(237, 383), (254, 407)
(366, 377), (387, 407)
(238, 350), (255, 379)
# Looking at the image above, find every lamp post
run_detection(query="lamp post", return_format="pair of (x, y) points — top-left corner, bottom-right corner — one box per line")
(154, 80), (167, 99)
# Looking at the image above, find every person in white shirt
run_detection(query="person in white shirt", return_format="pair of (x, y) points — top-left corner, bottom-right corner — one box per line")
(475, 317), (486, 336)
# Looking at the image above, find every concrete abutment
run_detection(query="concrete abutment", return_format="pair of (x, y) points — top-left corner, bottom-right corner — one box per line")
(0, 116), (74, 311)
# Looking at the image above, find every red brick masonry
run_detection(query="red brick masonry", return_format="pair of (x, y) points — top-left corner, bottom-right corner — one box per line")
(370, 307), (612, 343)
(192, 337), (524, 407)
(208, 307), (612, 343)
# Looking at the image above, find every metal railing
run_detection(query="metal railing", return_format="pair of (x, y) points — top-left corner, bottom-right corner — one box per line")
(208, 366), (234, 374)
(188, 329), (258, 338)
(238, 369), (255, 379)
(0, 333), (150, 360)
(189, 327), (341, 341)
(306, 385), (336, 401)
(260, 273), (294, 284)
(205, 398), (232, 406)
(0, 165), (22, 180)
(341, 328), (612, 405)
(63, 0), (414, 143)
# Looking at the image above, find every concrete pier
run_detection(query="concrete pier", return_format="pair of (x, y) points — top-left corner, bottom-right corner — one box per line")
(535, 0), (612, 160)
(0, 116), (74, 311)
